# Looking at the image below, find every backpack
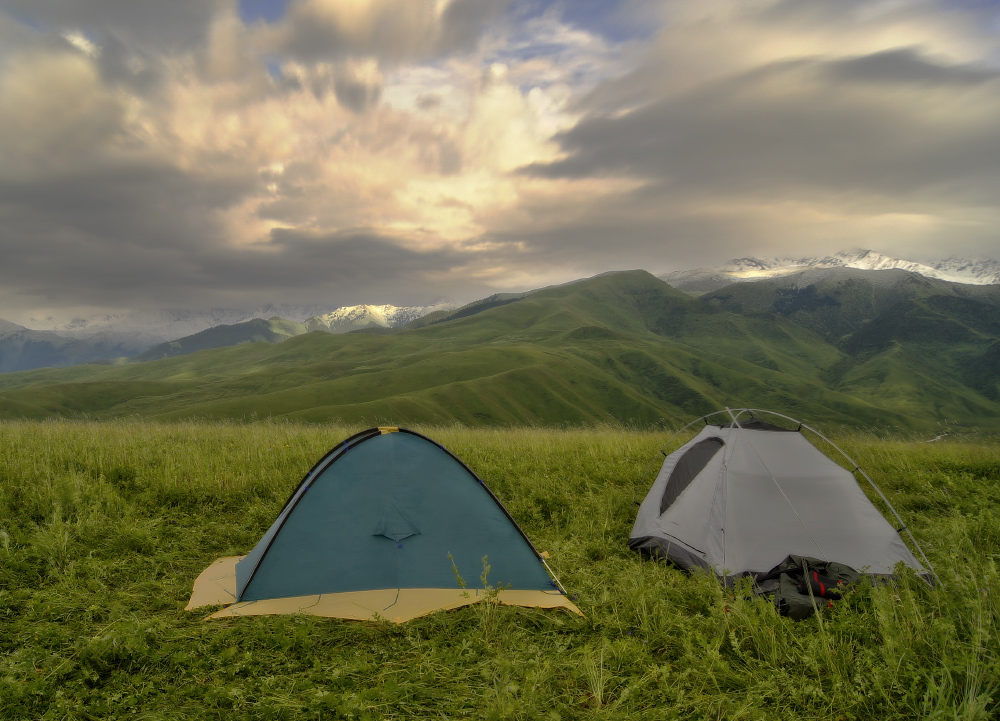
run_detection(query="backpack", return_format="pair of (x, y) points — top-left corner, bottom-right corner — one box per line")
(754, 555), (860, 620)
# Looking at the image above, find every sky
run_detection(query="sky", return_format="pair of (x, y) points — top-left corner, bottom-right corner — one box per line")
(1, 0), (999, 324)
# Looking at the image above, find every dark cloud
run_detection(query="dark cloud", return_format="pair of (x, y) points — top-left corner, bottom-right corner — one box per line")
(436, 0), (513, 54)
(2, 0), (998, 323)
(416, 93), (442, 110)
(825, 47), (1000, 86)
(95, 34), (164, 95)
(0, 162), (254, 304)
(274, 0), (511, 65)
(0, 200), (494, 310)
(474, 187), (777, 277)
(1, 0), (226, 51)
(0, 153), (493, 310)
(333, 70), (381, 113)
(1, 164), (251, 247)
(523, 49), (1000, 205)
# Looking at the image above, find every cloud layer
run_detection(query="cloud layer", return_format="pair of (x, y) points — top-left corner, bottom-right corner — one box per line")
(0, 0), (998, 325)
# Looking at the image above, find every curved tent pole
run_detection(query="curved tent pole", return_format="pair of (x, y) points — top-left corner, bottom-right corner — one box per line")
(776, 415), (939, 586)
(413, 429), (571, 596)
(240, 428), (387, 596)
(740, 409), (937, 584)
(640, 409), (752, 491)
(277, 427), (383, 513)
(651, 408), (938, 584)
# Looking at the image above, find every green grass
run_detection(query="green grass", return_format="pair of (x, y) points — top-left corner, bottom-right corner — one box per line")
(1, 420), (998, 719)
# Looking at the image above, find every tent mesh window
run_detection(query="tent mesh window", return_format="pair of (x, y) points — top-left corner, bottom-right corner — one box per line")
(659, 437), (724, 514)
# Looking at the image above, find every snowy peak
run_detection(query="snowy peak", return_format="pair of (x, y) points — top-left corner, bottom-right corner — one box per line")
(16, 301), (454, 353)
(662, 249), (1000, 294)
(812, 249), (966, 281)
(304, 302), (452, 333)
(931, 256), (1000, 285)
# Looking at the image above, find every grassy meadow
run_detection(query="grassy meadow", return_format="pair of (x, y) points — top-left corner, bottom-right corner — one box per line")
(1, 420), (998, 719)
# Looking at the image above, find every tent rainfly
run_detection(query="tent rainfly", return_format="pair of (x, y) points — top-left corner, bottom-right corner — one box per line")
(629, 409), (932, 582)
(188, 427), (580, 622)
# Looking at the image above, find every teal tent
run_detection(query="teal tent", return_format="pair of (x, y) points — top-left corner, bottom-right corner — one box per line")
(188, 427), (579, 622)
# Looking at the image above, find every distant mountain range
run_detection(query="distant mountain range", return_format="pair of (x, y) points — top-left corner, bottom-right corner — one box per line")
(1, 248), (997, 384)
(1, 268), (997, 429)
(2, 302), (452, 370)
(0, 318), (135, 374)
(18, 302), (452, 354)
(659, 249), (1000, 295)
(135, 303), (454, 361)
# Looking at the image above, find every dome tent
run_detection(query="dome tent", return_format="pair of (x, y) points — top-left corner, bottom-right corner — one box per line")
(629, 409), (933, 583)
(188, 427), (580, 622)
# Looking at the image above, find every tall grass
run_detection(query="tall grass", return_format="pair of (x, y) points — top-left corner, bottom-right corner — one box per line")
(0, 419), (997, 719)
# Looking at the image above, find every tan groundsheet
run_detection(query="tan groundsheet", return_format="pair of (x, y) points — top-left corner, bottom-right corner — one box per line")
(187, 556), (582, 623)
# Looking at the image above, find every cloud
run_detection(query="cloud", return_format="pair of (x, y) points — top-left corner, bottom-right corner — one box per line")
(262, 0), (512, 65)
(513, 0), (1000, 263)
(1, 0), (999, 326)
(0, 4), (594, 319)
(331, 59), (383, 111)
(1, 0), (228, 52)
(825, 47), (1000, 87)
(527, 49), (1000, 199)
(0, 48), (125, 180)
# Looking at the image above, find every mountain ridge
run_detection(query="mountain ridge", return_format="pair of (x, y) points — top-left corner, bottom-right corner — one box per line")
(1, 270), (996, 429)
(660, 249), (1000, 295)
(2, 249), (996, 373)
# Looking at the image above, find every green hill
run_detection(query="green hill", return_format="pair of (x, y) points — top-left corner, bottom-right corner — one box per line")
(702, 268), (1000, 424)
(136, 317), (308, 361)
(0, 271), (997, 428)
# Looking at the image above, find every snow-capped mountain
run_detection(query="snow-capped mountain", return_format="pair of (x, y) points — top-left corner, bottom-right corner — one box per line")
(929, 256), (1000, 285)
(304, 303), (452, 333)
(0, 317), (133, 373)
(21, 302), (453, 354)
(660, 249), (1000, 294)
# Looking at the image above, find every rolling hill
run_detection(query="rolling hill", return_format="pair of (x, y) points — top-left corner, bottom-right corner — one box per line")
(136, 317), (309, 361)
(701, 268), (1000, 419)
(0, 271), (996, 429)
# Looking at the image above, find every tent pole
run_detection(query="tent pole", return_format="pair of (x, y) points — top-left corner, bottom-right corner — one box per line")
(740, 408), (939, 586)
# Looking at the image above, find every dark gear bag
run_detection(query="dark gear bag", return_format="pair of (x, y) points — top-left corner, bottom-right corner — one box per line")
(754, 555), (859, 620)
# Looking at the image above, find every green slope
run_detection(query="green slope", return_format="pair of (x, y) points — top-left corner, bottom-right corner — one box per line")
(136, 317), (308, 361)
(0, 270), (997, 428)
(704, 268), (1000, 343)
(701, 268), (1000, 426)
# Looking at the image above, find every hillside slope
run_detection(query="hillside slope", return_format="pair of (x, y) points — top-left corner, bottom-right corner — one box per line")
(701, 269), (1000, 422)
(136, 318), (309, 361)
(0, 271), (997, 428)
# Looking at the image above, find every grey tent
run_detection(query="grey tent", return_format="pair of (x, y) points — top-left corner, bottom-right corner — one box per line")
(629, 409), (931, 581)
(188, 427), (580, 622)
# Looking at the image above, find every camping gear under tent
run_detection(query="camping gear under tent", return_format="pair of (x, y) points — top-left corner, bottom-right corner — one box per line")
(629, 409), (933, 582)
(188, 427), (580, 622)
